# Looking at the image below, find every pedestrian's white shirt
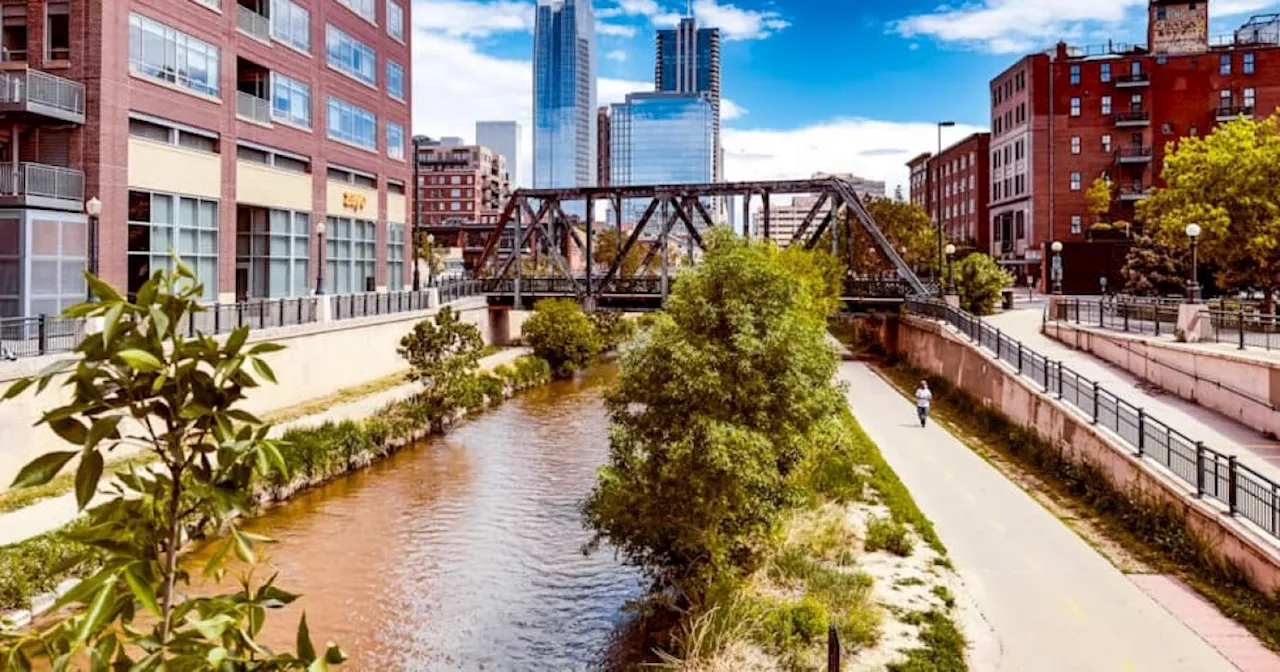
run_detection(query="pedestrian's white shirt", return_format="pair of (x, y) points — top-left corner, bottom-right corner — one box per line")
(915, 388), (932, 408)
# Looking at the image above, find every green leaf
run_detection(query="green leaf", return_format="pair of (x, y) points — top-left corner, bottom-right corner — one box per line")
(75, 579), (116, 644)
(2, 377), (33, 401)
(248, 342), (286, 355)
(231, 528), (256, 565)
(116, 349), (163, 373)
(10, 451), (76, 488)
(100, 303), (125, 348)
(148, 304), (170, 339)
(296, 613), (317, 662)
(324, 645), (348, 664)
(226, 326), (250, 356)
(122, 567), (161, 618)
(251, 357), (278, 385)
(205, 648), (228, 666)
(85, 273), (123, 303)
(74, 449), (104, 510)
(202, 538), (234, 577)
(84, 415), (124, 451)
(48, 417), (89, 446)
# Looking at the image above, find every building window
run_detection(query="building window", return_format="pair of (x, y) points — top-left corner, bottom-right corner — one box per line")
(271, 73), (311, 128)
(326, 96), (377, 149)
(993, 182), (1001, 200)
(1070, 136), (1080, 154)
(1101, 95), (1111, 115)
(387, 0), (404, 41)
(1220, 53), (1231, 75)
(1161, 122), (1173, 134)
(46, 1), (70, 60)
(1130, 93), (1143, 110)
(1070, 64), (1081, 85)
(387, 60), (405, 100)
(271, 0), (311, 53)
(1101, 134), (1111, 152)
(1100, 63), (1111, 83)
(1015, 174), (1024, 195)
(1219, 89), (1232, 111)
(1070, 172), (1081, 191)
(129, 13), (220, 97)
(1070, 215), (1082, 235)
(2, 2), (27, 62)
(1245, 87), (1256, 111)
(326, 24), (377, 87)
(387, 222), (405, 290)
(129, 115), (219, 153)
(1244, 52), (1255, 75)
(386, 121), (405, 160)
(236, 208), (310, 299)
(127, 190), (219, 302)
(1015, 212), (1025, 239)
(335, 0), (377, 23)
(325, 216), (376, 294)
(1070, 97), (1080, 116)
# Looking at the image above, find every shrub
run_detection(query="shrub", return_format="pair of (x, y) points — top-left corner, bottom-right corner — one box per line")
(865, 516), (914, 557)
(476, 373), (505, 406)
(762, 597), (829, 651)
(0, 523), (101, 611)
(509, 355), (552, 388)
(952, 252), (1013, 315)
(521, 298), (602, 377)
(398, 306), (485, 430)
(589, 311), (637, 351)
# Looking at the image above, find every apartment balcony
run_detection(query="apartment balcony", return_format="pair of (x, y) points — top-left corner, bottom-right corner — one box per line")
(236, 2), (271, 42)
(1115, 146), (1153, 164)
(0, 69), (85, 124)
(0, 162), (84, 211)
(1114, 73), (1150, 88)
(1216, 105), (1254, 122)
(236, 91), (271, 125)
(1114, 110), (1150, 127)
(1118, 184), (1154, 202)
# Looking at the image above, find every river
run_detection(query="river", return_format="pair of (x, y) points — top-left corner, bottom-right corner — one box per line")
(189, 365), (643, 670)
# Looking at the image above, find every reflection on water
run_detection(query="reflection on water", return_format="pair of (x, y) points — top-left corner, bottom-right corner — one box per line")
(188, 365), (642, 670)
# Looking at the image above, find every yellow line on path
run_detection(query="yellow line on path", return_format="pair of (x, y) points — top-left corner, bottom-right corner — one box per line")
(1064, 597), (1087, 623)
(1120, 660), (1138, 672)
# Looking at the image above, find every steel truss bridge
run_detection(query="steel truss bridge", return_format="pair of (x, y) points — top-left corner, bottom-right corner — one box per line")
(473, 176), (931, 309)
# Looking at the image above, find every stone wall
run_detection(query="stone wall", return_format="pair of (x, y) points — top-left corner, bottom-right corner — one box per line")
(1043, 321), (1280, 439)
(876, 314), (1280, 595)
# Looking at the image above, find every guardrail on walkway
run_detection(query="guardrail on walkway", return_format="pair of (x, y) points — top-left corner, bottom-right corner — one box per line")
(1050, 297), (1280, 351)
(0, 314), (84, 360)
(908, 298), (1280, 542)
(329, 280), (482, 321)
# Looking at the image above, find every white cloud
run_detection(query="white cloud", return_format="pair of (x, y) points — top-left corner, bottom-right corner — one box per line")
(720, 98), (747, 120)
(415, 0), (534, 38)
(616, 0), (661, 16)
(1213, 1), (1280, 17)
(692, 0), (790, 40)
(598, 22), (638, 37)
(606, 49), (629, 61)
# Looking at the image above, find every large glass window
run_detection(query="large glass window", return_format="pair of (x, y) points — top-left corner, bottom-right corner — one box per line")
(387, 121), (404, 160)
(271, 72), (311, 128)
(387, 1), (404, 41)
(127, 190), (219, 301)
(1244, 52), (1256, 75)
(325, 24), (376, 86)
(236, 207), (309, 299)
(386, 223), (405, 290)
(46, 1), (70, 60)
(325, 216), (376, 294)
(387, 60), (405, 100)
(326, 96), (377, 149)
(271, 0), (310, 52)
(336, 0), (376, 23)
(128, 13), (220, 97)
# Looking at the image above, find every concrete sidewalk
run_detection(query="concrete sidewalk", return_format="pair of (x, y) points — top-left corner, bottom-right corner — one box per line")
(0, 347), (529, 548)
(987, 308), (1280, 486)
(840, 361), (1273, 671)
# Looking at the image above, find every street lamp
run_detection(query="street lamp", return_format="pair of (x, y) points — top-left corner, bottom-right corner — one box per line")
(935, 120), (956, 296)
(1185, 222), (1202, 303)
(944, 243), (957, 293)
(315, 220), (327, 295)
(426, 233), (436, 287)
(84, 196), (102, 300)
(1051, 240), (1064, 295)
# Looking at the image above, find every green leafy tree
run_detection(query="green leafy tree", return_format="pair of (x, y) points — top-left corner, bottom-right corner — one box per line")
(823, 199), (937, 276)
(592, 227), (661, 277)
(521, 299), (602, 378)
(397, 306), (485, 431)
(1138, 115), (1280, 308)
(582, 230), (845, 602)
(1087, 176), (1112, 224)
(415, 233), (446, 279)
(0, 265), (343, 669)
(588, 311), (636, 351)
(952, 253), (1013, 315)
(1122, 235), (1189, 297)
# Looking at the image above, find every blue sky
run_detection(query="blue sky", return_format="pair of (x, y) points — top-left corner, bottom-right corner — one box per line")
(411, 0), (1280, 191)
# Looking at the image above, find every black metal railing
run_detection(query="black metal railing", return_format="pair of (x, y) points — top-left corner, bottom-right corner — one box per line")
(1208, 309), (1280, 351)
(330, 280), (482, 321)
(908, 297), (1280, 541)
(0, 314), (84, 359)
(482, 277), (664, 296)
(1048, 297), (1280, 351)
(183, 297), (320, 337)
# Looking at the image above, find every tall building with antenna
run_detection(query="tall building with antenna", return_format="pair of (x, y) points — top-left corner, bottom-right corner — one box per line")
(655, 13), (722, 182)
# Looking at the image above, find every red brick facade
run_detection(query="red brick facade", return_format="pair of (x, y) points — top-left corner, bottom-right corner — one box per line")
(36, 0), (412, 301)
(905, 133), (991, 252)
(413, 139), (510, 230)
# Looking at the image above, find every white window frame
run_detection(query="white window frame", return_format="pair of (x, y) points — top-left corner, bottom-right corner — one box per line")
(270, 0), (311, 53)
(271, 72), (312, 128)
(326, 95), (377, 150)
(326, 24), (377, 87)
(128, 13), (220, 98)
(386, 60), (405, 101)
(386, 121), (405, 160)
(1070, 97), (1080, 116)
(335, 0), (376, 24)
(387, 0), (404, 42)
(1071, 136), (1080, 154)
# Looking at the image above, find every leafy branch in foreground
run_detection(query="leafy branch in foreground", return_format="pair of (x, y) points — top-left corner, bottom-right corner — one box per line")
(0, 263), (342, 670)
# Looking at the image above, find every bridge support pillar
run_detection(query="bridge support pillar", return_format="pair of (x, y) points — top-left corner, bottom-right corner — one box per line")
(488, 306), (514, 347)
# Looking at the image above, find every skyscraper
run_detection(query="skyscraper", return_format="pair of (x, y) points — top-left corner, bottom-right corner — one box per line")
(610, 92), (715, 223)
(533, 0), (596, 189)
(656, 17), (722, 181)
(476, 121), (522, 187)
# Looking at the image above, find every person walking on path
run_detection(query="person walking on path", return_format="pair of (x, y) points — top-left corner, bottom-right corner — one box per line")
(915, 381), (933, 427)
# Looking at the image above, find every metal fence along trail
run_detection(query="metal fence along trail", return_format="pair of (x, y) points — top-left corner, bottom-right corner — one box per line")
(1050, 296), (1280, 351)
(908, 298), (1280, 543)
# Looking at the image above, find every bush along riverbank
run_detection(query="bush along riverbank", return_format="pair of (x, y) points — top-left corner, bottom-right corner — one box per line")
(0, 300), (640, 634)
(583, 231), (967, 670)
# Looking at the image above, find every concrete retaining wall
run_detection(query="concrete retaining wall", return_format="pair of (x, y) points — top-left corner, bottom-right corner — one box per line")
(0, 299), (530, 492)
(882, 315), (1280, 595)
(1043, 321), (1280, 439)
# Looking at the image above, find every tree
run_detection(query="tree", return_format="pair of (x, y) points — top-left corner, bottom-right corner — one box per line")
(415, 232), (446, 279)
(952, 253), (1013, 315)
(1121, 235), (1188, 297)
(0, 265), (343, 669)
(825, 198), (937, 276)
(1138, 115), (1280, 307)
(1087, 176), (1112, 224)
(521, 298), (602, 377)
(397, 306), (485, 430)
(582, 230), (845, 602)
(592, 227), (660, 277)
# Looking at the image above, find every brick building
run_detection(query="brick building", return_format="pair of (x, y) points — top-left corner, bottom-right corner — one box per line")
(906, 133), (991, 252)
(989, 0), (1280, 289)
(412, 136), (511, 271)
(0, 0), (415, 315)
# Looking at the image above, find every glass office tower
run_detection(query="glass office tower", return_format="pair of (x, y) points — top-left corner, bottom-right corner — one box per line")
(655, 18), (721, 181)
(610, 92), (714, 224)
(533, 0), (596, 189)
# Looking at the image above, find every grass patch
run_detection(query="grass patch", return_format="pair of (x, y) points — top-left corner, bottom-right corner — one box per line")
(879, 359), (1280, 652)
(0, 453), (155, 515)
(886, 609), (967, 672)
(865, 516), (914, 557)
(0, 521), (101, 611)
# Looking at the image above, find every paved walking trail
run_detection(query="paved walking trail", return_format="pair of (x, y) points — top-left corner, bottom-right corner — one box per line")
(988, 306), (1280, 485)
(0, 347), (529, 548)
(840, 360), (1279, 671)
